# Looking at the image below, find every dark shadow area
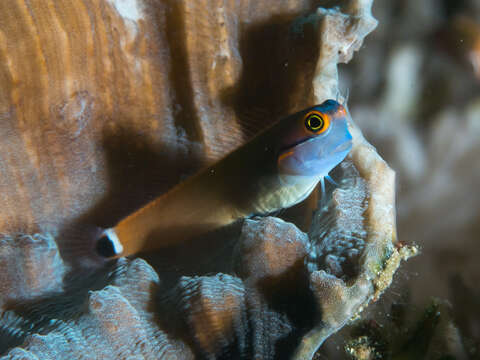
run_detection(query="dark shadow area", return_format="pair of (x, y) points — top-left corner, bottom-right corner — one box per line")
(144, 220), (243, 288)
(441, 0), (470, 18)
(222, 11), (320, 140)
(151, 221), (244, 360)
(257, 260), (320, 359)
(449, 274), (480, 347)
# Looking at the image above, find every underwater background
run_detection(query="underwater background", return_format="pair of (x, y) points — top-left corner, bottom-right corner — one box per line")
(320, 0), (480, 358)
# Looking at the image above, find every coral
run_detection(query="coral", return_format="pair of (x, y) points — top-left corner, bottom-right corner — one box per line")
(0, 213), (413, 359)
(0, 0), (417, 359)
(0, 234), (65, 307)
(1, 258), (193, 360)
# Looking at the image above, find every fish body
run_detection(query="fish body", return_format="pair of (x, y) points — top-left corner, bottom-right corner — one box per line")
(96, 99), (352, 259)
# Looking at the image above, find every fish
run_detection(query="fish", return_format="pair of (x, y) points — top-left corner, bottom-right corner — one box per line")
(95, 99), (353, 259)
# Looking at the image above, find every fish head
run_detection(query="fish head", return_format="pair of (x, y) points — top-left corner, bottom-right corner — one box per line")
(277, 99), (353, 179)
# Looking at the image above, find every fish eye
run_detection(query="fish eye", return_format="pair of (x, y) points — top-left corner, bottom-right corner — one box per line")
(304, 111), (330, 134)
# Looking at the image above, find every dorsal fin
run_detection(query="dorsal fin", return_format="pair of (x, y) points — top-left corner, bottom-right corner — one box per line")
(202, 106), (276, 161)
(236, 106), (274, 141)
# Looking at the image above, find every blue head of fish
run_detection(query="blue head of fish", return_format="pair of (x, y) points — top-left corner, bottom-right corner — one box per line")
(278, 99), (353, 179)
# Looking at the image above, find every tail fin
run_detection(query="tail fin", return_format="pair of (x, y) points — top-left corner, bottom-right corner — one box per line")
(56, 223), (116, 268)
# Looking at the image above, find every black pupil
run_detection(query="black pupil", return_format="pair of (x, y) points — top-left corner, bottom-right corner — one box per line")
(309, 116), (322, 129)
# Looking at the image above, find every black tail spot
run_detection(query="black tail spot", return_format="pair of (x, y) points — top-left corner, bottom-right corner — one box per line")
(96, 236), (116, 258)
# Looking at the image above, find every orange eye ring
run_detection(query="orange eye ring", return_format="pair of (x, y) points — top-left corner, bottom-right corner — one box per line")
(304, 111), (330, 134)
